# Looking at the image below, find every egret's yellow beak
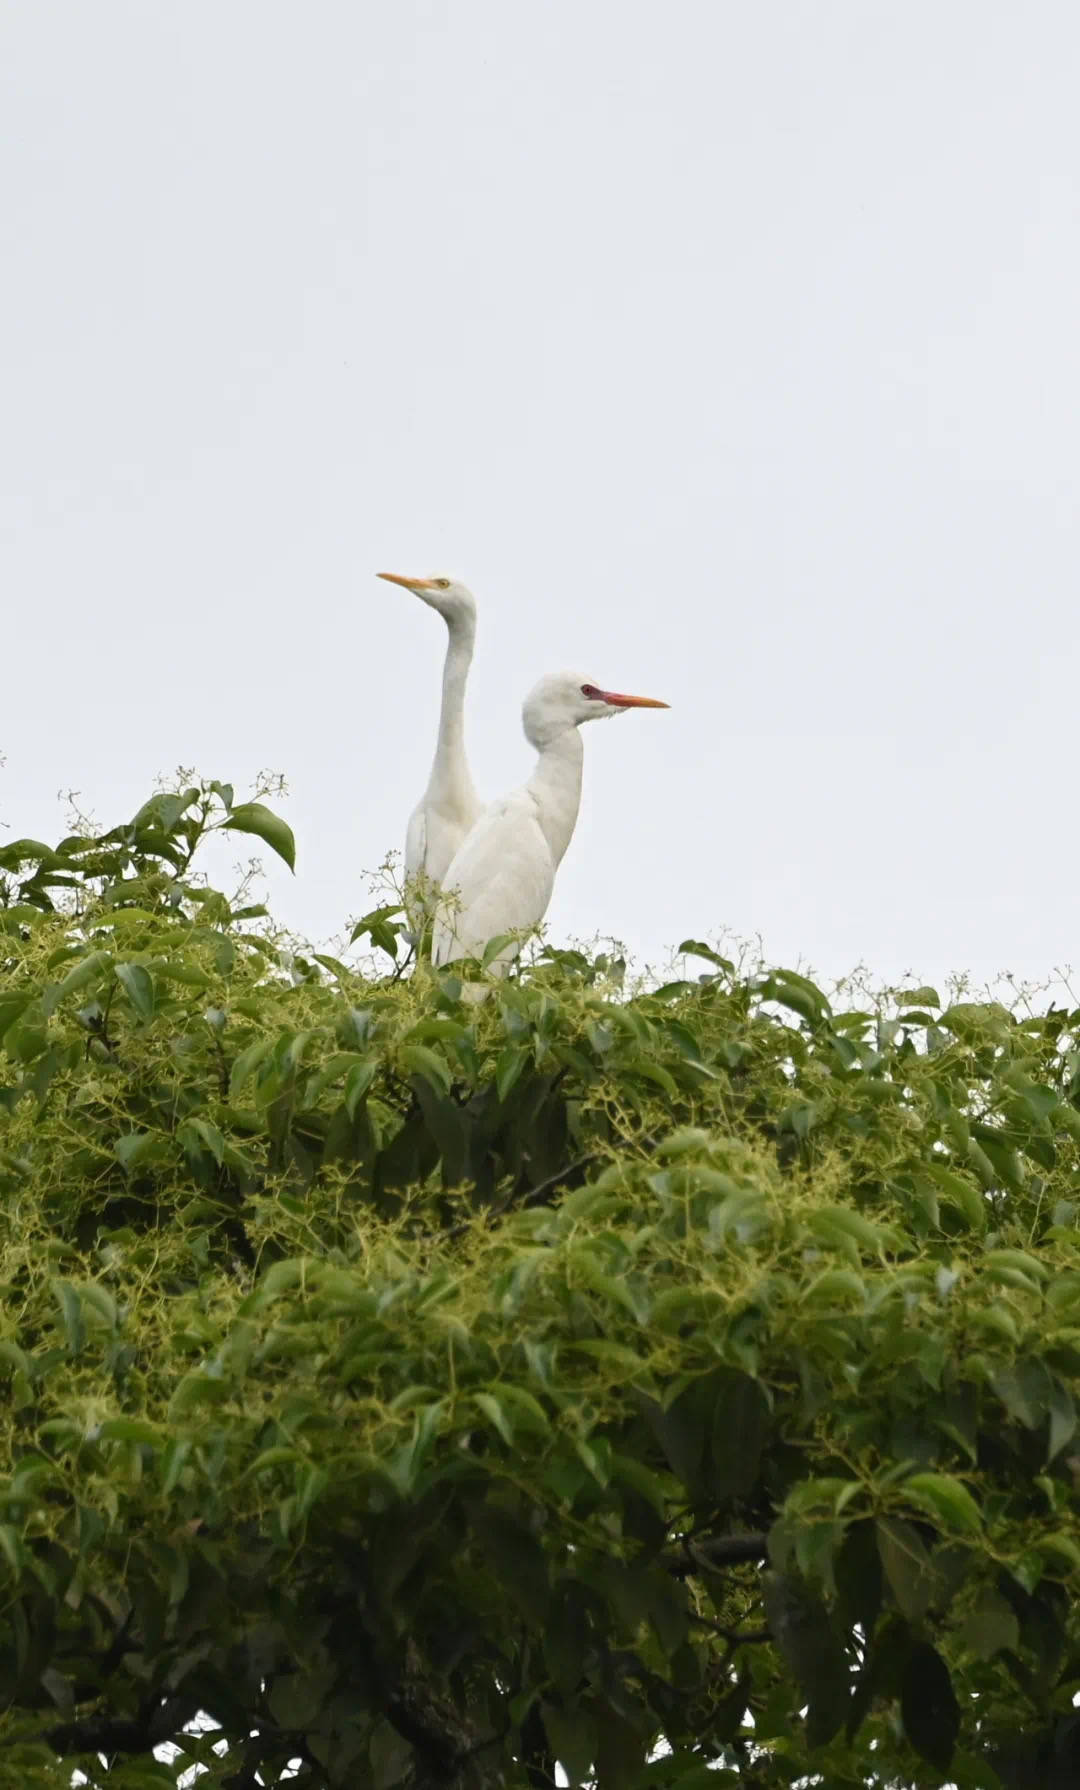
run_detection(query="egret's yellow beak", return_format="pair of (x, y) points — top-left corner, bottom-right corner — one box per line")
(377, 572), (435, 591)
(600, 689), (670, 709)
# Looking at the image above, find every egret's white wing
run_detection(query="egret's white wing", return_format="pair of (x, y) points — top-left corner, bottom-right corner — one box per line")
(404, 802), (427, 885)
(432, 791), (555, 970)
(405, 796), (485, 919)
(424, 797), (483, 886)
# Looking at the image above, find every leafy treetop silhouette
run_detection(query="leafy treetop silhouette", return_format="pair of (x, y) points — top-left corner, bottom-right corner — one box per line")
(0, 777), (1077, 1789)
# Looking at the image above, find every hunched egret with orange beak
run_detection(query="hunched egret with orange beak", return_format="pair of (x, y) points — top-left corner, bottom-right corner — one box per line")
(377, 573), (482, 911)
(432, 671), (669, 978)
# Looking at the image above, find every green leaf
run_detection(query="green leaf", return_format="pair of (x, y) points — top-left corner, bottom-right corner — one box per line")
(803, 1266), (866, 1305)
(344, 1056), (377, 1118)
(924, 1162), (987, 1233)
(959, 1588), (1019, 1660)
(258, 1259), (306, 1301)
(243, 1446), (301, 1480)
(369, 1719), (414, 1790)
(901, 1641), (959, 1773)
(400, 1043), (452, 1097)
(834, 1521), (883, 1638)
(1047, 1378), (1076, 1462)
(0, 1342), (34, 1385)
(627, 1053), (679, 1097)
(115, 962), (155, 1020)
(474, 1392), (514, 1447)
(992, 1360), (1051, 1429)
(541, 1703), (596, 1787)
(350, 905), (404, 959)
(52, 950), (113, 1005)
(490, 1381), (551, 1435)
(677, 940), (733, 971)
(474, 1383), (550, 1446)
(903, 1472), (982, 1535)
(51, 1280), (86, 1355)
(229, 1037), (272, 1095)
(495, 1045), (528, 1101)
(295, 1463), (329, 1522)
(806, 1206), (890, 1256)
(1035, 1532), (1080, 1575)
(312, 952), (349, 981)
(168, 1372), (229, 1419)
(178, 1117), (225, 1167)
(943, 1000), (1013, 1042)
(160, 1440), (192, 1494)
(970, 1123), (1025, 1191)
(983, 1247), (1050, 1283)
(0, 1524), (26, 1574)
(155, 959), (212, 989)
(3, 1006), (49, 1064)
(762, 1571), (849, 1748)
(544, 1582), (589, 1695)
(477, 1507), (550, 1622)
(876, 1518), (941, 1622)
(0, 838), (60, 870)
(219, 802), (296, 872)
(758, 968), (831, 1025)
(0, 994), (32, 1040)
(132, 790), (199, 833)
(267, 1666), (336, 1731)
(98, 1418), (161, 1445)
(710, 1369), (769, 1500)
(482, 931), (519, 969)
(114, 1131), (159, 1172)
(80, 1283), (117, 1328)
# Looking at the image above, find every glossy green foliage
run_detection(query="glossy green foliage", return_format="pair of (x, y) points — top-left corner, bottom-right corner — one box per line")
(0, 785), (1078, 1788)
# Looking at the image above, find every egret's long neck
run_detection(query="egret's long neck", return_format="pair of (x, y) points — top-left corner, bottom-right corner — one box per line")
(427, 614), (477, 806)
(528, 726), (584, 868)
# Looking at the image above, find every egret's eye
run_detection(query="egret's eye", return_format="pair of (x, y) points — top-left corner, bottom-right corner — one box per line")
(581, 684), (603, 700)
(435, 578), (451, 589)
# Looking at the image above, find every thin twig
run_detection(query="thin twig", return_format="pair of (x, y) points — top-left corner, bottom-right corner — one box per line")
(389, 938), (417, 984)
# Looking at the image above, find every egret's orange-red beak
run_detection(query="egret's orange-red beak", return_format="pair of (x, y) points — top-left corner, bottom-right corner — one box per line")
(377, 572), (435, 591)
(600, 689), (670, 709)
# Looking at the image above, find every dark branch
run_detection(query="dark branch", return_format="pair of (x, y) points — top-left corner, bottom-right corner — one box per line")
(42, 1692), (201, 1759)
(665, 1534), (770, 1577)
(347, 1621), (468, 1784)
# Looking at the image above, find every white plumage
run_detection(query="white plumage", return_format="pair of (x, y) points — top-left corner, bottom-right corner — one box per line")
(432, 671), (668, 977)
(378, 573), (482, 912)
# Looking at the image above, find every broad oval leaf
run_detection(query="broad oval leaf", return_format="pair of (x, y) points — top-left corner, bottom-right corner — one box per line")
(219, 802), (296, 872)
(902, 1471), (983, 1535)
(115, 962), (155, 1020)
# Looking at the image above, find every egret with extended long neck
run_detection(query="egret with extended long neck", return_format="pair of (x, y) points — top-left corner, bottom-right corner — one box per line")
(432, 671), (668, 977)
(378, 573), (482, 910)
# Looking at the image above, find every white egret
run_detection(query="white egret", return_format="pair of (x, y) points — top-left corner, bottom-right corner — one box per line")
(432, 671), (669, 978)
(377, 573), (482, 910)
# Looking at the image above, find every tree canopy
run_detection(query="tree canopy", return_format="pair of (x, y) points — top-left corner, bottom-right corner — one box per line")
(0, 779), (1078, 1789)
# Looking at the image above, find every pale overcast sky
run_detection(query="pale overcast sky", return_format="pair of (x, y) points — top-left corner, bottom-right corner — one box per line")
(3, 2), (1078, 992)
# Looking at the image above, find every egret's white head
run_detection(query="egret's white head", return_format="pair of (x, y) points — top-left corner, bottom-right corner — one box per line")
(377, 571), (476, 624)
(522, 671), (669, 748)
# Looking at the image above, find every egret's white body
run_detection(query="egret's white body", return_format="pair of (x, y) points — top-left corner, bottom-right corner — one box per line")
(432, 671), (668, 977)
(378, 573), (482, 909)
